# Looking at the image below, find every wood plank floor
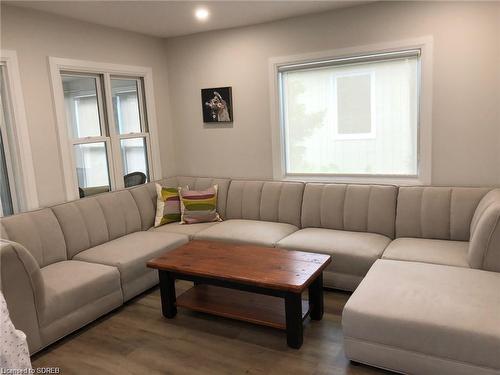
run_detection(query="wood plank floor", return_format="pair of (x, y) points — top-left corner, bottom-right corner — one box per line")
(32, 281), (392, 375)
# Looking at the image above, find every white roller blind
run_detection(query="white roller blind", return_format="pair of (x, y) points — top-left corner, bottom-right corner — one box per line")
(280, 51), (419, 176)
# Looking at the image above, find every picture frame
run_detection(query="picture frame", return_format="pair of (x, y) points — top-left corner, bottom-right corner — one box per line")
(201, 87), (233, 123)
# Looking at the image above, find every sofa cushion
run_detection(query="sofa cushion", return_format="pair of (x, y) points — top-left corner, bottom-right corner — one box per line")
(277, 228), (391, 278)
(154, 183), (181, 227)
(73, 231), (188, 300)
(382, 238), (469, 267)
(469, 189), (500, 272)
(175, 176), (231, 220)
(128, 182), (157, 231)
(396, 186), (489, 241)
(194, 219), (298, 247)
(94, 190), (142, 241)
(41, 260), (121, 325)
(225, 180), (304, 227)
(343, 259), (500, 372)
(179, 185), (221, 224)
(149, 221), (219, 239)
(301, 183), (397, 238)
(0, 208), (67, 267)
(52, 197), (110, 259)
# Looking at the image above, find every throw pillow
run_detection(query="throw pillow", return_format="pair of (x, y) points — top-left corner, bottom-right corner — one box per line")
(154, 183), (181, 227)
(179, 185), (222, 224)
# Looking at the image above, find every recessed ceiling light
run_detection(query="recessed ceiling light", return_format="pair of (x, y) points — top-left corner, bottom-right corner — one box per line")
(195, 8), (209, 21)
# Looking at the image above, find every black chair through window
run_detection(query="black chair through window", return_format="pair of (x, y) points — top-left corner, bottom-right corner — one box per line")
(124, 171), (147, 188)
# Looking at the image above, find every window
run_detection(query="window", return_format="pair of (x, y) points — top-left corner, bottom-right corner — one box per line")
(0, 51), (38, 217)
(278, 49), (422, 179)
(51, 58), (161, 200)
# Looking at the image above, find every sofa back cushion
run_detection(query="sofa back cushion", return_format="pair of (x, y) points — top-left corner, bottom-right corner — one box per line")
(226, 180), (304, 227)
(396, 187), (489, 241)
(301, 183), (397, 238)
(468, 189), (500, 272)
(0, 208), (67, 267)
(52, 190), (141, 259)
(52, 197), (109, 259)
(129, 182), (157, 230)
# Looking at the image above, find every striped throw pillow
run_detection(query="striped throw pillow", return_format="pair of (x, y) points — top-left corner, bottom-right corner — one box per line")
(179, 185), (222, 224)
(154, 183), (181, 227)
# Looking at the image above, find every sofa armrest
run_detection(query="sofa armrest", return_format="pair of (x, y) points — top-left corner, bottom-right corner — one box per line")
(468, 189), (500, 272)
(0, 240), (45, 353)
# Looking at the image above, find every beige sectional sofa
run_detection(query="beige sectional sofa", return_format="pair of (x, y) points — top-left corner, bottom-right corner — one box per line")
(1, 176), (499, 375)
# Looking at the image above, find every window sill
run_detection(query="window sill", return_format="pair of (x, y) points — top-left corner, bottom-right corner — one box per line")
(280, 174), (426, 186)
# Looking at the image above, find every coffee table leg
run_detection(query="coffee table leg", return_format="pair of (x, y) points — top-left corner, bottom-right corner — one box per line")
(159, 271), (177, 318)
(285, 292), (303, 349)
(309, 273), (324, 320)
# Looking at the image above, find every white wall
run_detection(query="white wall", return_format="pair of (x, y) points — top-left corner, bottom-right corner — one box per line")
(165, 1), (500, 186)
(0, 5), (175, 207)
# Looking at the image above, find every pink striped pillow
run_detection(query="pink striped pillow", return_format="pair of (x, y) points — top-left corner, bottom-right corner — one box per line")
(179, 185), (222, 224)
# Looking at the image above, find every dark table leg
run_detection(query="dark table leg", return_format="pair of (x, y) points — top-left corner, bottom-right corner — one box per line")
(309, 273), (324, 320)
(285, 292), (303, 349)
(159, 270), (177, 318)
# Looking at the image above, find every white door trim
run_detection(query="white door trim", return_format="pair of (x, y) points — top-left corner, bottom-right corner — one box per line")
(0, 49), (39, 212)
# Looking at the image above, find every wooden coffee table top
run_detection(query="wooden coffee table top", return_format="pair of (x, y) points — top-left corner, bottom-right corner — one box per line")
(147, 240), (331, 292)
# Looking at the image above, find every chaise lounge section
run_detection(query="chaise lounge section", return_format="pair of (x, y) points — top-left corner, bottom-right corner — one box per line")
(343, 187), (500, 375)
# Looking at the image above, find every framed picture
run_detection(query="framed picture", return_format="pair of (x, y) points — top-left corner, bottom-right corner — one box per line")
(201, 87), (233, 123)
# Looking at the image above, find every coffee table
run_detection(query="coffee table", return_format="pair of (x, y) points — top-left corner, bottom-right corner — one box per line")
(147, 240), (331, 349)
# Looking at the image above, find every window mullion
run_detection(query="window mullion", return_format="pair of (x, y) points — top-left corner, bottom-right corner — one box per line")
(118, 132), (148, 140)
(103, 73), (123, 190)
(72, 136), (108, 145)
(143, 133), (153, 181)
(136, 78), (148, 133)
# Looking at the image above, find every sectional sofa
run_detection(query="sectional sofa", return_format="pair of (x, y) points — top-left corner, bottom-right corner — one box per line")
(1, 176), (499, 375)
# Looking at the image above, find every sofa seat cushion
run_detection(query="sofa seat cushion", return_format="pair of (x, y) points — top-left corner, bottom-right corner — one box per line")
(382, 238), (469, 267)
(73, 231), (188, 288)
(277, 228), (391, 277)
(343, 259), (500, 372)
(194, 219), (298, 247)
(41, 260), (121, 325)
(149, 222), (219, 239)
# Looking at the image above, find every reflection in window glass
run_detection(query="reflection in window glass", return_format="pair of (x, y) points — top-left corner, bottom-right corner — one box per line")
(0, 129), (13, 216)
(112, 79), (142, 134)
(73, 142), (110, 196)
(0, 66), (14, 216)
(62, 75), (102, 139)
(336, 74), (372, 136)
(121, 137), (148, 187)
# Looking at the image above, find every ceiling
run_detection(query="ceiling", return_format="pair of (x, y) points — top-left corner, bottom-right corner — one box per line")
(5, 1), (372, 38)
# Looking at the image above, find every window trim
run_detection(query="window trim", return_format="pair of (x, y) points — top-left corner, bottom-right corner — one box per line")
(268, 37), (433, 185)
(49, 57), (162, 201)
(0, 49), (39, 213)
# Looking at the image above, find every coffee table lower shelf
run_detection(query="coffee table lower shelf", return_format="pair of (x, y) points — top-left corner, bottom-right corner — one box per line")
(176, 284), (309, 330)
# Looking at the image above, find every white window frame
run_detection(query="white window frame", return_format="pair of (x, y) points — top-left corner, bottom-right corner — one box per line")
(268, 37), (433, 185)
(0, 50), (39, 214)
(49, 57), (162, 201)
(331, 70), (376, 141)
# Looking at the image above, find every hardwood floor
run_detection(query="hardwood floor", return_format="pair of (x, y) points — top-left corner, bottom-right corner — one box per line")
(32, 281), (392, 375)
